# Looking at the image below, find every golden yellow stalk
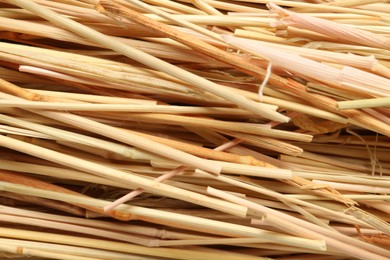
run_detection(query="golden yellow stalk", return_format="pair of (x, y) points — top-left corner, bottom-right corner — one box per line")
(0, 134), (250, 217)
(0, 227), (265, 260)
(207, 186), (389, 260)
(0, 182), (327, 251)
(10, 0), (288, 122)
(0, 237), (163, 260)
(338, 97), (390, 109)
(0, 85), (223, 174)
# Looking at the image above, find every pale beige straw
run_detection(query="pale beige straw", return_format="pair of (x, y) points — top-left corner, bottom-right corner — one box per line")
(10, 0), (288, 122)
(104, 138), (243, 212)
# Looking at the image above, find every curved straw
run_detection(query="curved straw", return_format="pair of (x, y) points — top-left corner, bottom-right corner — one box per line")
(258, 61), (272, 101)
(104, 138), (243, 212)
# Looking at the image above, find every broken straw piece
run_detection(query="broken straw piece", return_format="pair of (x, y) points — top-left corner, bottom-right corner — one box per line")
(104, 138), (244, 213)
(339, 66), (390, 96)
(240, 40), (378, 70)
(224, 35), (390, 97)
(267, 2), (390, 49)
(223, 34), (340, 83)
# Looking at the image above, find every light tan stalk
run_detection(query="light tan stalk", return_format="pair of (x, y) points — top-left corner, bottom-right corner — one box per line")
(10, 0), (288, 122)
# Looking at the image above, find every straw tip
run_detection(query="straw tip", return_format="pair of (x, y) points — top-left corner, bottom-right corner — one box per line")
(266, 2), (281, 12)
(103, 204), (114, 214)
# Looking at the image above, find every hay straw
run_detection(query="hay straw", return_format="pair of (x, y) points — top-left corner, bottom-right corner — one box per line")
(0, 134), (247, 217)
(338, 97), (390, 109)
(207, 187), (389, 260)
(10, 0), (288, 122)
(0, 181), (327, 251)
(268, 2), (390, 49)
(0, 0), (389, 259)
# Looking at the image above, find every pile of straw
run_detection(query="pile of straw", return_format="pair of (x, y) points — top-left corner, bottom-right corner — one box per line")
(0, 0), (389, 259)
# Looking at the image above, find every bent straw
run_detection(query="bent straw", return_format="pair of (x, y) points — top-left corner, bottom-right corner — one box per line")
(10, 0), (288, 122)
(104, 138), (244, 213)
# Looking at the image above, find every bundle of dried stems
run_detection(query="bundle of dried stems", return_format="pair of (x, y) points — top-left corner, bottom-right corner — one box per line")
(0, 0), (388, 259)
